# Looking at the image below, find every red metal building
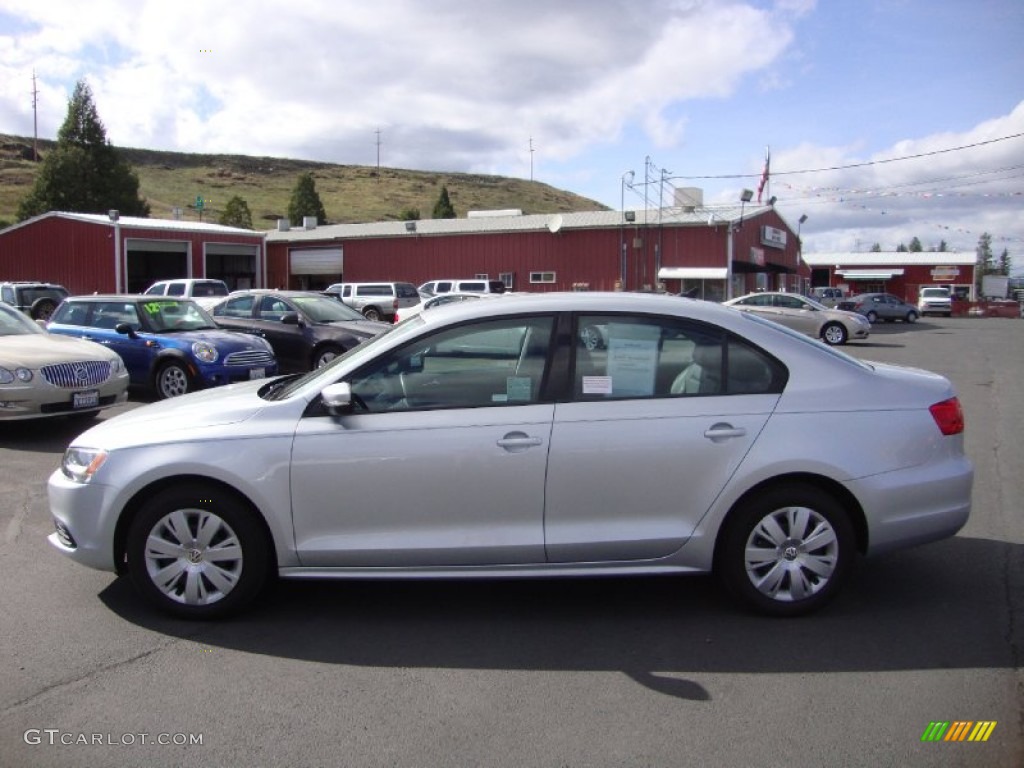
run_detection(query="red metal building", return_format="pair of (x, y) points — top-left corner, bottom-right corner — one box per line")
(802, 252), (978, 303)
(0, 212), (267, 294)
(266, 206), (808, 300)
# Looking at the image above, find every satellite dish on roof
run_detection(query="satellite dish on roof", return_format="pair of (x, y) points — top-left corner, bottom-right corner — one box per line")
(547, 214), (563, 234)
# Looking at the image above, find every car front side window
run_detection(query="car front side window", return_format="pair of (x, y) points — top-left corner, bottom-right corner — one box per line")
(347, 316), (555, 412)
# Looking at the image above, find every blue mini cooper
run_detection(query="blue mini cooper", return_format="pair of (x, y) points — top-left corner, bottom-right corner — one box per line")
(48, 295), (278, 399)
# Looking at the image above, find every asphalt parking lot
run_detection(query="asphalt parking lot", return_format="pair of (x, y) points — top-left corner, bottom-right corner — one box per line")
(0, 316), (1021, 767)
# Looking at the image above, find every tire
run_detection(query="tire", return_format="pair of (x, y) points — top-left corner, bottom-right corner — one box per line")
(865, 311), (878, 323)
(155, 360), (192, 399)
(362, 307), (382, 322)
(30, 297), (58, 321)
(717, 483), (855, 617)
(126, 485), (271, 619)
(312, 344), (343, 369)
(580, 325), (603, 351)
(821, 322), (848, 346)
(905, 311), (918, 323)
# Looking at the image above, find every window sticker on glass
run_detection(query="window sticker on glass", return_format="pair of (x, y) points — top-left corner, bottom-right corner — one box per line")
(506, 376), (532, 402)
(606, 323), (659, 396)
(582, 376), (613, 395)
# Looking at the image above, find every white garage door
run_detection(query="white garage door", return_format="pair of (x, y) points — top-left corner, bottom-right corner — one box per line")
(290, 248), (344, 275)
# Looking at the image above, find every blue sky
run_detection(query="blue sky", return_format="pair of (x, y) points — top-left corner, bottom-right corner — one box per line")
(1, 0), (1022, 264)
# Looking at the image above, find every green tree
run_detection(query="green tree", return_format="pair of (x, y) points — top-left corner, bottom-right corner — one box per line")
(399, 207), (421, 221)
(998, 247), (1011, 275)
(17, 79), (149, 220)
(432, 185), (456, 219)
(908, 236), (923, 252)
(976, 232), (994, 294)
(219, 195), (253, 229)
(896, 243), (908, 252)
(287, 172), (327, 226)
(870, 243), (881, 252)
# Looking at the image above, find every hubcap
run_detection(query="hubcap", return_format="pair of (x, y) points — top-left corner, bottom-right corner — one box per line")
(159, 366), (189, 397)
(744, 505), (839, 603)
(143, 509), (243, 605)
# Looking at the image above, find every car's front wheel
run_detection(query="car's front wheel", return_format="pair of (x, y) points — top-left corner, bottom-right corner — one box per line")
(821, 322), (848, 346)
(126, 485), (271, 619)
(905, 311), (918, 323)
(155, 360), (192, 399)
(717, 483), (854, 617)
(313, 344), (343, 368)
(362, 307), (382, 321)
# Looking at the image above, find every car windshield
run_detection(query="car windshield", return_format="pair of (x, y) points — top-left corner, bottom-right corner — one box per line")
(192, 281), (229, 297)
(293, 295), (367, 322)
(0, 304), (45, 336)
(140, 300), (218, 332)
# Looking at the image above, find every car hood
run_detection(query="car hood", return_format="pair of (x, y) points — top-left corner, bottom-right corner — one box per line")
(0, 334), (118, 366)
(826, 308), (869, 322)
(71, 379), (272, 449)
(158, 328), (270, 350)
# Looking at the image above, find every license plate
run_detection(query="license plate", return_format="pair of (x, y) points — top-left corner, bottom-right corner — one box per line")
(73, 390), (100, 409)
(249, 368), (266, 380)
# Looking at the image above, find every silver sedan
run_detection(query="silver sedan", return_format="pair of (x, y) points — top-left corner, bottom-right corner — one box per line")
(47, 292), (971, 619)
(724, 291), (871, 345)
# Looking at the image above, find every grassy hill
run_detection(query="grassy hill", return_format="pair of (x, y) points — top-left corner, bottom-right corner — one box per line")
(0, 134), (608, 229)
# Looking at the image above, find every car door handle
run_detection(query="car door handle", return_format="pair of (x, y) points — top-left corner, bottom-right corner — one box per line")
(497, 432), (543, 452)
(703, 423), (746, 442)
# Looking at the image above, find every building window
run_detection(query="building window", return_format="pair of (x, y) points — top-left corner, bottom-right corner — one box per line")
(474, 273), (489, 280)
(499, 272), (514, 290)
(530, 271), (556, 284)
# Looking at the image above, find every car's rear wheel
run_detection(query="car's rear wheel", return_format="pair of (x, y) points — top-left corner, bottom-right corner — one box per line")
(362, 307), (382, 321)
(30, 297), (58, 320)
(155, 361), (192, 399)
(126, 485), (270, 619)
(865, 310), (879, 323)
(717, 483), (854, 617)
(313, 344), (343, 368)
(821, 322), (848, 346)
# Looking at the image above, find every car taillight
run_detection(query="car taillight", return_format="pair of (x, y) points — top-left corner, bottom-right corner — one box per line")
(929, 397), (964, 436)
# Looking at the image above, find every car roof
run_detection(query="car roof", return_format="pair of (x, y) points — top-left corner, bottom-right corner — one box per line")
(67, 294), (198, 302)
(227, 289), (326, 297)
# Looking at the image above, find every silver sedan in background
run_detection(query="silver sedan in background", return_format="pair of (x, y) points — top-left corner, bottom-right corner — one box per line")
(47, 292), (971, 620)
(724, 291), (871, 345)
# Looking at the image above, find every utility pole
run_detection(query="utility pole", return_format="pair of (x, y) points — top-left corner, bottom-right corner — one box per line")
(31, 71), (39, 161)
(375, 128), (382, 181)
(529, 137), (535, 181)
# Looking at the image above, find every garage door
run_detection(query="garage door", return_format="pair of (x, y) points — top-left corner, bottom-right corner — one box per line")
(290, 248), (343, 275)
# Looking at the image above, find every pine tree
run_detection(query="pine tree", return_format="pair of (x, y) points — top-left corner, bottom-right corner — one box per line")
(432, 185), (456, 219)
(17, 80), (149, 220)
(287, 172), (327, 226)
(908, 237), (923, 252)
(219, 195), (253, 229)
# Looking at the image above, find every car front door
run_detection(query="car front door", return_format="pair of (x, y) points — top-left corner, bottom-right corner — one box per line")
(543, 315), (782, 562)
(290, 315), (556, 566)
(774, 295), (821, 336)
(249, 296), (310, 371)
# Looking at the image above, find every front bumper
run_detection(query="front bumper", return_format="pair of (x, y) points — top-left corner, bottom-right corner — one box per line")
(46, 469), (121, 572)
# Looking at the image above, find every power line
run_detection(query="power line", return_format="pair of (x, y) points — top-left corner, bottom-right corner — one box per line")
(671, 132), (1024, 181)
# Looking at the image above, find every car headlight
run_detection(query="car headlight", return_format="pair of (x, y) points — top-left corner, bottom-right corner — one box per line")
(191, 342), (219, 363)
(0, 366), (33, 384)
(109, 355), (126, 374)
(61, 447), (108, 483)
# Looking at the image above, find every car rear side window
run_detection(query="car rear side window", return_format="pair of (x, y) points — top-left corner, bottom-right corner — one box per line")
(573, 314), (786, 400)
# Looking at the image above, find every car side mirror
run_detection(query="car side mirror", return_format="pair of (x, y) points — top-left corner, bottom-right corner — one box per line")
(115, 322), (139, 339)
(281, 312), (302, 326)
(321, 382), (354, 416)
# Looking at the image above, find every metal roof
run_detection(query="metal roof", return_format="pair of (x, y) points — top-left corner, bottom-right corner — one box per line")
(1, 211), (262, 237)
(802, 251), (976, 267)
(265, 204), (775, 243)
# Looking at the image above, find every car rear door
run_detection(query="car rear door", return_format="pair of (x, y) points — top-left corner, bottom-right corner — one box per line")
(543, 314), (781, 562)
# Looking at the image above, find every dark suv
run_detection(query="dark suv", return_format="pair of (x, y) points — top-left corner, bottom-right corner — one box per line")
(0, 281), (69, 320)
